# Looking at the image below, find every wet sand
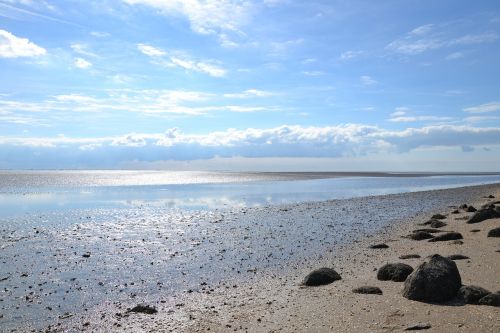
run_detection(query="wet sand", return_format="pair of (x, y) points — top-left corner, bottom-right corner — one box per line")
(1, 184), (499, 332)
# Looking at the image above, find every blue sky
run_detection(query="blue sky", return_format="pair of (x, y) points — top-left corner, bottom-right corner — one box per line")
(1, 0), (500, 170)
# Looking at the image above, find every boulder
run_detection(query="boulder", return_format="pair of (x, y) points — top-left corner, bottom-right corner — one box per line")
(451, 209), (460, 214)
(303, 268), (341, 286)
(352, 286), (383, 295)
(458, 285), (491, 304)
(467, 207), (500, 224)
(431, 214), (446, 220)
(402, 254), (461, 302)
(459, 204), (468, 209)
(407, 231), (434, 241)
(478, 293), (500, 307)
(487, 227), (500, 237)
(430, 220), (447, 228)
(428, 232), (463, 242)
(377, 263), (414, 282)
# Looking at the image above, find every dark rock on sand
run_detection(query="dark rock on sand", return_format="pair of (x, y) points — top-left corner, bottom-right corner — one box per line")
(428, 232), (463, 242)
(487, 194), (495, 198)
(451, 240), (464, 245)
(447, 254), (469, 260)
(467, 207), (500, 224)
(466, 205), (477, 212)
(451, 209), (460, 214)
(405, 323), (431, 331)
(470, 229), (480, 233)
(430, 220), (447, 228)
(431, 214), (446, 220)
(303, 268), (341, 286)
(458, 285), (491, 304)
(399, 254), (421, 259)
(128, 304), (158, 314)
(402, 254), (461, 302)
(413, 228), (442, 233)
(369, 243), (389, 249)
(478, 293), (500, 307)
(408, 231), (434, 241)
(352, 286), (383, 295)
(487, 227), (500, 237)
(377, 263), (414, 282)
(459, 204), (468, 209)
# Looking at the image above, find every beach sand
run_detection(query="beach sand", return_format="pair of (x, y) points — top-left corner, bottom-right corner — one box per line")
(1, 184), (499, 332)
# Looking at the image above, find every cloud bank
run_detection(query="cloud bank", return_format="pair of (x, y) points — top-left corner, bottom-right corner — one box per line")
(1, 124), (499, 168)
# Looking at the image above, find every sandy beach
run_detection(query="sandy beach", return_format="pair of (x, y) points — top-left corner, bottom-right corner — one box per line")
(1, 183), (499, 332)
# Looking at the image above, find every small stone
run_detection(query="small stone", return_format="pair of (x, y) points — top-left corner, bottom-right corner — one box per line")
(487, 227), (500, 237)
(405, 323), (431, 330)
(466, 206), (477, 212)
(377, 263), (413, 282)
(429, 220), (447, 228)
(369, 243), (389, 249)
(399, 254), (421, 259)
(478, 293), (500, 307)
(407, 231), (434, 241)
(128, 304), (158, 314)
(428, 232), (463, 242)
(352, 286), (383, 295)
(458, 285), (491, 304)
(302, 268), (341, 286)
(431, 214), (446, 220)
(447, 254), (469, 260)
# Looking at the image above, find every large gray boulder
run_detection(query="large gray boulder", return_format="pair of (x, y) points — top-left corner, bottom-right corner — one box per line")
(302, 267), (341, 286)
(402, 254), (461, 302)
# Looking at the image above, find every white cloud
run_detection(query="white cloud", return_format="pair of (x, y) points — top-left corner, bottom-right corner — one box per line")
(224, 89), (273, 98)
(463, 102), (500, 113)
(445, 52), (464, 60)
(138, 44), (226, 77)
(137, 43), (166, 57)
(73, 57), (92, 69)
(0, 29), (46, 58)
(410, 24), (434, 35)
(387, 25), (498, 55)
(389, 115), (452, 123)
(449, 33), (498, 46)
(302, 71), (325, 76)
(360, 75), (377, 86)
(124, 0), (250, 35)
(71, 43), (98, 58)
(339, 50), (363, 60)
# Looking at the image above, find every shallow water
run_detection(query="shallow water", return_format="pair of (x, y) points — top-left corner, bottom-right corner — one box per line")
(1, 172), (500, 219)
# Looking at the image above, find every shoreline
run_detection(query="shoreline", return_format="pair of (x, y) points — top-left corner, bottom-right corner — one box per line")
(1, 183), (499, 332)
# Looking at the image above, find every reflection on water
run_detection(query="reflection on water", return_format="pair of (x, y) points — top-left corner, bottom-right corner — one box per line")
(1, 175), (500, 218)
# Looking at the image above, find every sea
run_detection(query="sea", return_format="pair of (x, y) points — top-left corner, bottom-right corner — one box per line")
(1, 170), (500, 220)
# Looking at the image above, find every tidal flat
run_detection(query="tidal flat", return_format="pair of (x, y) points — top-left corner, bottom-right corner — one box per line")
(1, 183), (499, 332)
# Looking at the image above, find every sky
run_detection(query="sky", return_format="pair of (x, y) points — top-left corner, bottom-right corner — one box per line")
(0, 0), (500, 171)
